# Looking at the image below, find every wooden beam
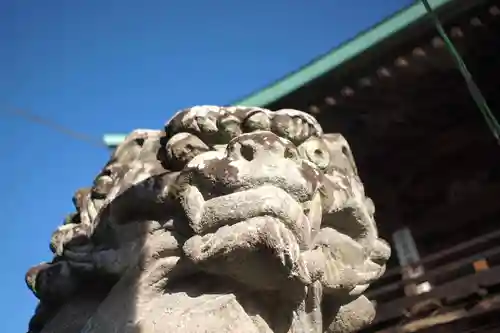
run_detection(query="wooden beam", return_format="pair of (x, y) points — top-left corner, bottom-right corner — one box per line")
(369, 266), (500, 327)
(371, 294), (500, 333)
(376, 228), (500, 282)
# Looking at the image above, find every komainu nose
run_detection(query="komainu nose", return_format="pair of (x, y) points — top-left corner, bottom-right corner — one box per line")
(226, 131), (300, 162)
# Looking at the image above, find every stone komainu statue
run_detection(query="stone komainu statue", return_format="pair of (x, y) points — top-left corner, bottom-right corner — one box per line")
(25, 106), (390, 333)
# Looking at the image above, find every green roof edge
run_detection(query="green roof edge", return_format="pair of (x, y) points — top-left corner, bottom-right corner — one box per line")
(103, 133), (127, 148)
(103, 0), (461, 148)
(231, 0), (453, 107)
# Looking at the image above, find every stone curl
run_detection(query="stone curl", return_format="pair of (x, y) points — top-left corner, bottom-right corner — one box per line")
(25, 105), (390, 333)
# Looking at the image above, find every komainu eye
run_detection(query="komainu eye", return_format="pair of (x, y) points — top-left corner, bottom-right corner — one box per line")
(298, 138), (330, 170)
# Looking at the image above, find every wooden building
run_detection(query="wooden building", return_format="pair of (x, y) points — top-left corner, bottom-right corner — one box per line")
(104, 0), (500, 331)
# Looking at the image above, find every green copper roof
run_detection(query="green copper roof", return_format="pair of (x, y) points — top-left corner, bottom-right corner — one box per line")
(103, 133), (127, 148)
(232, 0), (454, 107)
(103, 0), (462, 148)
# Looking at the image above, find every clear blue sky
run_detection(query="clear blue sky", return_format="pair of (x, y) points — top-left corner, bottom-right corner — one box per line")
(1, 0), (411, 331)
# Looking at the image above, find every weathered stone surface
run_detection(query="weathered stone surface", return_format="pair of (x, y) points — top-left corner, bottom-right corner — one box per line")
(25, 106), (390, 333)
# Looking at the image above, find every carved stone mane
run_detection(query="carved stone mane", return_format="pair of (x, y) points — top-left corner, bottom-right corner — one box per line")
(25, 106), (390, 333)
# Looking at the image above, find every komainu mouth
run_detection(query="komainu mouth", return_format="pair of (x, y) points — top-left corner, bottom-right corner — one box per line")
(26, 106), (390, 333)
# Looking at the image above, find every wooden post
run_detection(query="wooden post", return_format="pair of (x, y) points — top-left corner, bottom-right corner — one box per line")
(392, 227), (432, 296)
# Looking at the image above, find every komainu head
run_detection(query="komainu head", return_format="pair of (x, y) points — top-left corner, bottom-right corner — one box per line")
(26, 106), (390, 333)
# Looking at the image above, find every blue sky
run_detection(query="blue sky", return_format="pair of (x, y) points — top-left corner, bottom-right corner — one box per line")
(1, 0), (412, 331)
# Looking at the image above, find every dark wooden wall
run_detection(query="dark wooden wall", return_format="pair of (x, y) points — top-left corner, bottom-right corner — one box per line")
(269, 0), (500, 267)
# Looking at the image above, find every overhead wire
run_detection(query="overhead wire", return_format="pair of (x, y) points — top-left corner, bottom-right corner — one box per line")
(3, 108), (109, 149)
(420, 0), (500, 144)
